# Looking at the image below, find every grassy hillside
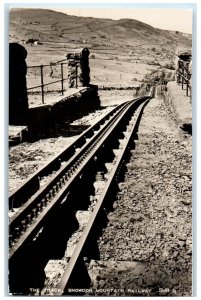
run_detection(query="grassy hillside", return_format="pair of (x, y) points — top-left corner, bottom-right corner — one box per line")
(9, 8), (192, 92)
(9, 8), (191, 52)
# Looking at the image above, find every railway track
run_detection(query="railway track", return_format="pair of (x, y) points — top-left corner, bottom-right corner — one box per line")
(9, 90), (154, 295)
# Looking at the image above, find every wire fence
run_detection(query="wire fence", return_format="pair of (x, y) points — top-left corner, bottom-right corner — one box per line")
(26, 60), (70, 104)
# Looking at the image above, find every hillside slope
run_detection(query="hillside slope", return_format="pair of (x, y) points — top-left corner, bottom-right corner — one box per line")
(9, 8), (192, 89)
(9, 8), (192, 53)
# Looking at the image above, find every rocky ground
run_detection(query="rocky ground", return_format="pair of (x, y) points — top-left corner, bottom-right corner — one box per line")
(88, 90), (192, 296)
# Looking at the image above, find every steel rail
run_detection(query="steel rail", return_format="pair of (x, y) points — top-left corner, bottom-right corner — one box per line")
(55, 97), (151, 295)
(9, 101), (129, 209)
(9, 98), (146, 260)
(9, 101), (130, 223)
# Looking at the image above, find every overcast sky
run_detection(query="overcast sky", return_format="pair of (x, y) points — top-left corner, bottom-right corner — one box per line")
(53, 8), (193, 34)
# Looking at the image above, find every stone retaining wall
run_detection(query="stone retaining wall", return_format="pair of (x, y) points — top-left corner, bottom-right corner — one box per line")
(162, 81), (192, 133)
(28, 85), (100, 129)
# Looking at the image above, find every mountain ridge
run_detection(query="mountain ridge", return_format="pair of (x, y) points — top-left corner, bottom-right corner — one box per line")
(9, 8), (192, 52)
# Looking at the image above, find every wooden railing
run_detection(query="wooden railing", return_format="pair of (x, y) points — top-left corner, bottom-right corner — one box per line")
(176, 60), (191, 97)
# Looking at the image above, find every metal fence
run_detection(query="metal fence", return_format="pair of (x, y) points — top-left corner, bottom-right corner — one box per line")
(176, 60), (191, 97)
(27, 60), (69, 104)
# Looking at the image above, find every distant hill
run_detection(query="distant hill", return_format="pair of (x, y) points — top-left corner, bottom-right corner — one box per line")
(9, 8), (192, 54)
